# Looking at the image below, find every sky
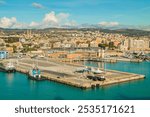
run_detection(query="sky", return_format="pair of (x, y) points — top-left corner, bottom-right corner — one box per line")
(0, 0), (150, 29)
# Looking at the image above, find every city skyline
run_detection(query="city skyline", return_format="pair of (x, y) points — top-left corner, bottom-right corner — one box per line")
(0, 0), (150, 29)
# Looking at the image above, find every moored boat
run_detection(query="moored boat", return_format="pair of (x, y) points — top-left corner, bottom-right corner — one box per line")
(91, 67), (104, 74)
(28, 66), (45, 81)
(0, 62), (16, 72)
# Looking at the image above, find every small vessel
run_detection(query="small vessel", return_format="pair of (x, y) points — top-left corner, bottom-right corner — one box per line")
(75, 66), (91, 73)
(91, 67), (104, 74)
(0, 61), (16, 72)
(28, 66), (45, 81)
(5, 62), (16, 72)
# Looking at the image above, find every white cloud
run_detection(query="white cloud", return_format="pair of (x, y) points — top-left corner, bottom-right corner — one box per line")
(29, 21), (40, 28)
(57, 13), (69, 22)
(0, 17), (31, 29)
(32, 2), (44, 9)
(0, 17), (17, 28)
(99, 21), (119, 27)
(0, 11), (76, 29)
(13, 23), (28, 29)
(43, 11), (58, 24)
(64, 20), (77, 27)
(43, 12), (69, 25)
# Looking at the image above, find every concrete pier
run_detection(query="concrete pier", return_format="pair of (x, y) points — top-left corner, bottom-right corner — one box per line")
(2, 58), (145, 89)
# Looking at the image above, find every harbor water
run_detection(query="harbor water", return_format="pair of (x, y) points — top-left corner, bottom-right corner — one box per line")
(0, 61), (150, 100)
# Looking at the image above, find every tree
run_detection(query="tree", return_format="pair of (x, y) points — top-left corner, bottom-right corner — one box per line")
(108, 42), (114, 50)
(98, 43), (107, 50)
(12, 45), (17, 53)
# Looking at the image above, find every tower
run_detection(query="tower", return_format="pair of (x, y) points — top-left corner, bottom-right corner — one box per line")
(27, 29), (32, 39)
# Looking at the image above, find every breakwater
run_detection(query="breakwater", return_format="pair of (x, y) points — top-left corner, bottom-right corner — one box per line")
(14, 58), (145, 89)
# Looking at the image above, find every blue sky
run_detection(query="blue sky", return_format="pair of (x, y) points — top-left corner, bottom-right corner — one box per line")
(0, 0), (150, 28)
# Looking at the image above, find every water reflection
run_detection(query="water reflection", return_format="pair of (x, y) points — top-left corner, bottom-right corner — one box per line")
(28, 79), (39, 90)
(6, 73), (14, 86)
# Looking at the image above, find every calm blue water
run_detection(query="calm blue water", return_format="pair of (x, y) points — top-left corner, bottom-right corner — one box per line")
(0, 61), (150, 100)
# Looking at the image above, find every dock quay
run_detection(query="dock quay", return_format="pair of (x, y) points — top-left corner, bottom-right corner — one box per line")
(57, 57), (143, 64)
(1, 58), (145, 89)
(104, 57), (143, 63)
(60, 58), (117, 63)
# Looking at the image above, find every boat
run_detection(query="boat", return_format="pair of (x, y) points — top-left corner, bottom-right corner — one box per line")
(0, 61), (16, 72)
(5, 62), (16, 72)
(28, 66), (45, 81)
(91, 67), (104, 74)
(75, 66), (91, 73)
